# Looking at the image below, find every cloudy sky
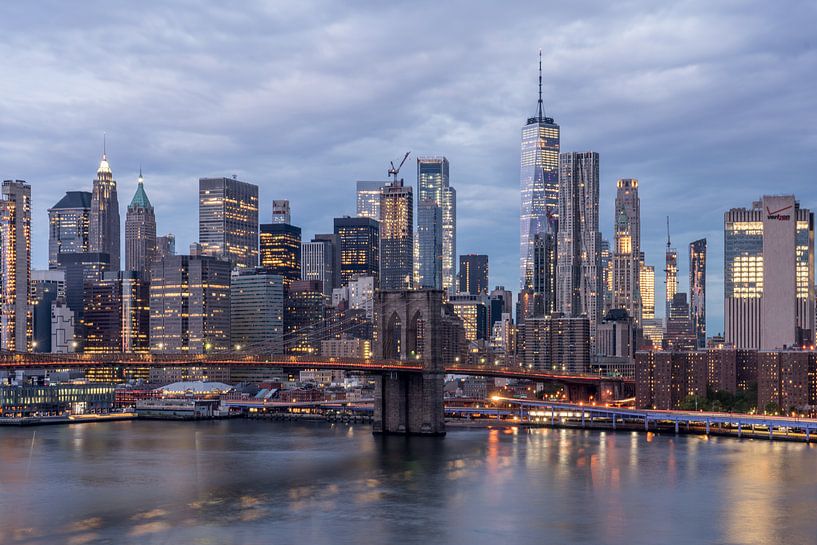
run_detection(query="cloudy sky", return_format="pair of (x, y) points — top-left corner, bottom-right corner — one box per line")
(1, 1), (816, 331)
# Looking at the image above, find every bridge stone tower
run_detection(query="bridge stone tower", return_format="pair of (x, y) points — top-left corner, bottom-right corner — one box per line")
(372, 289), (447, 436)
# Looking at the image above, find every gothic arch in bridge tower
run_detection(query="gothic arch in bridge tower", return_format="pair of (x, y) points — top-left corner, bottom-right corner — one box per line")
(384, 312), (402, 360)
(406, 309), (424, 360)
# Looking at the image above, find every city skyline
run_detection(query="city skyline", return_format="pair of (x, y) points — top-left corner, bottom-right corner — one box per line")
(2, 2), (817, 332)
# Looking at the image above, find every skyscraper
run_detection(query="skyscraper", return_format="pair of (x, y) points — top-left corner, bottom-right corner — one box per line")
(556, 151), (601, 347)
(334, 217), (379, 285)
(150, 254), (231, 354)
(84, 271), (150, 354)
(48, 191), (91, 269)
(689, 238), (707, 349)
(301, 237), (337, 296)
(416, 157), (456, 290)
(156, 234), (176, 261)
(379, 180), (413, 290)
(724, 196), (814, 349)
(664, 219), (678, 320)
(356, 181), (386, 220)
(199, 177), (259, 268)
(231, 268), (284, 354)
(612, 178), (642, 325)
(520, 52), (559, 290)
(260, 222), (301, 286)
(89, 149), (121, 271)
(0, 180), (32, 351)
(125, 169), (157, 275)
(640, 264), (655, 320)
(271, 200), (291, 224)
(458, 254), (489, 295)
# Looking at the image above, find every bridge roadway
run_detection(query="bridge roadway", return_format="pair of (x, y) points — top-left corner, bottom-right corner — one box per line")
(0, 354), (632, 386)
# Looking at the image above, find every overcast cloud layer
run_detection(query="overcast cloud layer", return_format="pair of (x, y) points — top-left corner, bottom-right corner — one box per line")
(1, 1), (816, 332)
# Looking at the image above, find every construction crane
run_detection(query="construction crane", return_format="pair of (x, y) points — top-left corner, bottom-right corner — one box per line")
(388, 151), (410, 185)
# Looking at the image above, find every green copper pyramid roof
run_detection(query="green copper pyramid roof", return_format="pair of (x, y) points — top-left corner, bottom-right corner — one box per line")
(129, 178), (153, 210)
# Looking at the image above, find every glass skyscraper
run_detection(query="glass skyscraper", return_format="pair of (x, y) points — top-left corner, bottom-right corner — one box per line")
(199, 177), (259, 268)
(689, 238), (707, 348)
(417, 157), (456, 290)
(48, 191), (91, 269)
(520, 53), (560, 290)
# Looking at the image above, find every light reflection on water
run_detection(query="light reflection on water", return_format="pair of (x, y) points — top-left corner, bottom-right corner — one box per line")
(0, 420), (815, 545)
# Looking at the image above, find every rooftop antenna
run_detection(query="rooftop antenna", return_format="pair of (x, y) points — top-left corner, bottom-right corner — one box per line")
(103, 133), (107, 159)
(387, 151), (411, 185)
(537, 49), (544, 121)
(666, 216), (671, 250)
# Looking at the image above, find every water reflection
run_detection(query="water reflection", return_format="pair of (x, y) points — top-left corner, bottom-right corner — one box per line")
(0, 420), (815, 545)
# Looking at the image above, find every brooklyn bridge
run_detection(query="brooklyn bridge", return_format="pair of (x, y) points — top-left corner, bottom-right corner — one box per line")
(3, 290), (632, 435)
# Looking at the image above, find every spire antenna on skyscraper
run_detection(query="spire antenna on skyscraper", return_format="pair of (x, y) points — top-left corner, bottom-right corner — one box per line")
(103, 132), (107, 160)
(537, 49), (544, 122)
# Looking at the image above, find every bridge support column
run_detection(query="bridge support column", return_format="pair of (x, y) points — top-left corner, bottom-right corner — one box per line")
(372, 289), (452, 436)
(675, 420), (679, 434)
(581, 410), (585, 428)
(738, 422), (742, 438)
(806, 428), (810, 442)
(705, 419), (710, 435)
(644, 417), (649, 431)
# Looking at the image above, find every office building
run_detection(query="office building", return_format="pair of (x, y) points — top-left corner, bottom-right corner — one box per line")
(334, 217), (379, 285)
(83, 271), (150, 354)
(640, 264), (655, 320)
(448, 294), (489, 342)
(459, 254), (489, 295)
(665, 223), (677, 320)
(612, 178), (642, 325)
(57, 252), (111, 336)
(199, 177), (259, 268)
(489, 287), (513, 328)
(125, 169), (157, 275)
(51, 298), (75, 353)
(379, 180), (413, 289)
(285, 280), (326, 354)
(89, 150), (120, 271)
(150, 255), (231, 354)
(0, 180), (32, 352)
(600, 239), (612, 315)
(48, 191), (91, 269)
(596, 309), (635, 359)
(156, 234), (176, 261)
(31, 270), (64, 353)
(557, 151), (602, 347)
(271, 200), (291, 224)
(417, 157), (456, 290)
(724, 196), (814, 349)
(356, 181), (386, 220)
(260, 222), (301, 285)
(520, 314), (589, 373)
(689, 238), (707, 349)
(520, 53), (560, 290)
(231, 268), (284, 355)
(301, 238), (337, 296)
(664, 293), (696, 350)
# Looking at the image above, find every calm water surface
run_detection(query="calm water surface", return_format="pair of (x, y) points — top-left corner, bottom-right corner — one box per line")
(0, 420), (815, 545)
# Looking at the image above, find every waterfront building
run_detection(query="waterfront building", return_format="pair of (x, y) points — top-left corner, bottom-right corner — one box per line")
(48, 191), (91, 269)
(379, 180), (413, 290)
(416, 157), (456, 290)
(125, 170), (157, 275)
(230, 268), (284, 354)
(520, 52), (559, 290)
(612, 178), (642, 325)
(557, 151), (601, 348)
(199, 177), (259, 268)
(0, 180), (32, 352)
(520, 313), (589, 373)
(724, 196), (814, 349)
(260, 222), (301, 286)
(83, 271), (150, 354)
(635, 351), (707, 410)
(689, 238), (707, 349)
(0, 383), (114, 417)
(271, 200), (291, 224)
(356, 181), (385, 220)
(458, 254), (489, 295)
(150, 255), (231, 354)
(89, 150), (120, 271)
(334, 216), (379, 285)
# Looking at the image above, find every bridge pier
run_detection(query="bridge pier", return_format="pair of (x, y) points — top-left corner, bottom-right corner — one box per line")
(372, 290), (459, 436)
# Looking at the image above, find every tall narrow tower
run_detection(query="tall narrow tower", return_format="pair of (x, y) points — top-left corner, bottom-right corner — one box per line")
(520, 50), (560, 290)
(611, 179), (641, 325)
(125, 168), (157, 275)
(664, 217), (678, 321)
(89, 140), (121, 271)
(417, 157), (455, 290)
(0, 180), (32, 352)
(689, 238), (707, 348)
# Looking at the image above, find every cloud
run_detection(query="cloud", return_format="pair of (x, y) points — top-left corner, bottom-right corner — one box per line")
(1, 0), (816, 332)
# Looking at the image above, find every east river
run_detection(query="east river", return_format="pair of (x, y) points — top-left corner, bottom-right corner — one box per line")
(1, 420), (816, 545)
